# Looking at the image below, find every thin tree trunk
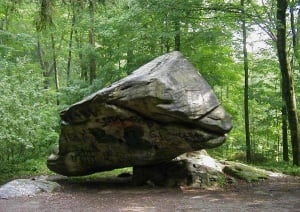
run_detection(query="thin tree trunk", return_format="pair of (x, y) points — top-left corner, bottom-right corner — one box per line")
(37, 39), (46, 70)
(37, 38), (54, 89)
(126, 48), (134, 74)
(73, 2), (87, 81)
(290, 2), (300, 68)
(67, 10), (76, 83)
(37, 39), (49, 88)
(282, 98), (289, 161)
(80, 39), (88, 80)
(4, 7), (9, 31)
(51, 33), (60, 105)
(241, 0), (251, 162)
(164, 19), (170, 53)
(277, 0), (300, 166)
(174, 20), (180, 51)
(165, 40), (170, 53)
(89, 0), (96, 84)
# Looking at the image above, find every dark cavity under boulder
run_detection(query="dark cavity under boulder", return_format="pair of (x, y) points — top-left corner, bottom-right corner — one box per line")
(47, 51), (232, 176)
(132, 150), (225, 188)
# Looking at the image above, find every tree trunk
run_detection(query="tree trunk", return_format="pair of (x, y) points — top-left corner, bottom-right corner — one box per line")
(163, 19), (170, 53)
(4, 6), (9, 31)
(174, 20), (180, 51)
(241, 0), (251, 162)
(282, 97), (289, 161)
(51, 33), (60, 105)
(89, 0), (96, 84)
(290, 1), (300, 68)
(74, 29), (88, 81)
(37, 39), (49, 89)
(126, 48), (134, 74)
(277, 0), (300, 166)
(67, 9), (76, 83)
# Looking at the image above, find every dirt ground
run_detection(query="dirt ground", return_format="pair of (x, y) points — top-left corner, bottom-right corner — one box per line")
(1, 175), (300, 212)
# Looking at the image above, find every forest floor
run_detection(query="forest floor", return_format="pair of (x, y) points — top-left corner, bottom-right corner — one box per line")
(0, 175), (300, 212)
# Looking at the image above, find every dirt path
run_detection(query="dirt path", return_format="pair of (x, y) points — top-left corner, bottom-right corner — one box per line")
(1, 176), (300, 212)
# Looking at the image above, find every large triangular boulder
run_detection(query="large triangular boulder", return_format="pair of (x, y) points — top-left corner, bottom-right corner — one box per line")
(47, 51), (232, 176)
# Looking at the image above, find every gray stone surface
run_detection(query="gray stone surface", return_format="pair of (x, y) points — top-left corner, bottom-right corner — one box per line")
(132, 151), (280, 188)
(0, 179), (61, 199)
(47, 51), (232, 176)
(132, 150), (226, 188)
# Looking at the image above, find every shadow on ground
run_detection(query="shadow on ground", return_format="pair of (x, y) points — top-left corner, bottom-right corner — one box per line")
(1, 175), (300, 212)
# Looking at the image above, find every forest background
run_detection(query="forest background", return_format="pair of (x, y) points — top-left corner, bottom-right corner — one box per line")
(1, 0), (300, 182)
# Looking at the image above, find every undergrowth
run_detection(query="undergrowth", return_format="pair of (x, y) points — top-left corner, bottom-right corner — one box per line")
(1, 156), (300, 186)
(0, 158), (132, 185)
(0, 158), (53, 184)
(254, 161), (300, 176)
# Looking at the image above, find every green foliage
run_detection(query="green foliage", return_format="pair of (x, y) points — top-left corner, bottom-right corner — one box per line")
(0, 159), (54, 184)
(0, 15), (59, 164)
(0, 59), (59, 162)
(0, 0), (299, 182)
(257, 161), (300, 176)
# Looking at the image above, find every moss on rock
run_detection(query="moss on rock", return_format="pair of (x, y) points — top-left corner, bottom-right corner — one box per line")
(223, 161), (269, 182)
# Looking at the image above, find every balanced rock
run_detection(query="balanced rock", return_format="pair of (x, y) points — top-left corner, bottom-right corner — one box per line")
(47, 51), (232, 176)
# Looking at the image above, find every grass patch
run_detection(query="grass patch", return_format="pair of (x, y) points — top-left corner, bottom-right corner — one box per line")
(0, 158), (54, 185)
(254, 161), (300, 176)
(68, 167), (132, 182)
(0, 158), (133, 185)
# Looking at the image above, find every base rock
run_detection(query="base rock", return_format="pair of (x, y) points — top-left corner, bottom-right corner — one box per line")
(132, 150), (276, 188)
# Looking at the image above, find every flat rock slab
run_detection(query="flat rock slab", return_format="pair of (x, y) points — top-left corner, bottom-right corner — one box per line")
(0, 179), (61, 199)
(47, 51), (232, 176)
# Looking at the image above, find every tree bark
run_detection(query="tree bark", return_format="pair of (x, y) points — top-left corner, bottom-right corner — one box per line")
(89, 0), (96, 84)
(277, 0), (300, 166)
(37, 39), (49, 88)
(174, 20), (181, 51)
(51, 33), (60, 105)
(67, 8), (76, 83)
(282, 96), (289, 161)
(290, 1), (300, 68)
(126, 48), (134, 74)
(163, 19), (170, 53)
(241, 0), (251, 162)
